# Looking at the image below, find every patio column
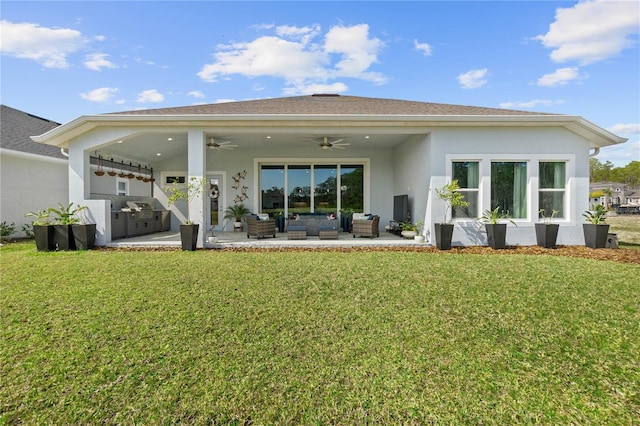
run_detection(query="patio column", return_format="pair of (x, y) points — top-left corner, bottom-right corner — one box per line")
(187, 130), (206, 247)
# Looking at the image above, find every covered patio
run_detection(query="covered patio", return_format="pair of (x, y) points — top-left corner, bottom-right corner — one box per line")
(106, 229), (421, 249)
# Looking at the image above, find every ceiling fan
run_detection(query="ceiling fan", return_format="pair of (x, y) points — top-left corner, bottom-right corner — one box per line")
(308, 136), (350, 150)
(207, 137), (238, 150)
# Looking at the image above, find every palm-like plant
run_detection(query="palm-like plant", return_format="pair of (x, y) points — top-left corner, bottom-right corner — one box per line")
(223, 203), (251, 223)
(582, 204), (607, 224)
(434, 180), (469, 223)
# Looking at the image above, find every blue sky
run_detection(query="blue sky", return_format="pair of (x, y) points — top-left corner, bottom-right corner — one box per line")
(1, 0), (638, 166)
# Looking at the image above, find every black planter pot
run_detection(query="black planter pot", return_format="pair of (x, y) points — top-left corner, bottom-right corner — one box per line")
(72, 223), (97, 250)
(180, 224), (199, 251)
(434, 223), (454, 250)
(485, 223), (507, 249)
(583, 223), (610, 249)
(535, 223), (559, 248)
(53, 224), (75, 251)
(33, 225), (55, 251)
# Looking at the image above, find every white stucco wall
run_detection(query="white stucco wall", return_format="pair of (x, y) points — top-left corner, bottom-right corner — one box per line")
(392, 134), (431, 229)
(426, 127), (591, 246)
(0, 150), (68, 238)
(53, 122), (597, 247)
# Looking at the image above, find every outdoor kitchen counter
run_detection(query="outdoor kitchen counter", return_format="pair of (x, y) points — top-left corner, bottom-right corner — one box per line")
(111, 209), (170, 240)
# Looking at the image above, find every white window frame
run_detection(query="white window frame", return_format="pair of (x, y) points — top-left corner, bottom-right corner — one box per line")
(446, 154), (575, 224)
(538, 161), (568, 220)
(255, 158), (370, 215)
(160, 171), (187, 189)
(116, 177), (129, 196)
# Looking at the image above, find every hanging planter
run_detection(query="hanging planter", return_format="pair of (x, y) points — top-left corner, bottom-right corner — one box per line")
(107, 159), (117, 176)
(94, 155), (105, 176)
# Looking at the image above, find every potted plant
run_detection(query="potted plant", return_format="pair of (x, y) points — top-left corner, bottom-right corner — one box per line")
(582, 204), (609, 249)
(535, 209), (559, 249)
(166, 177), (207, 251)
(207, 226), (218, 244)
(478, 206), (516, 249)
(274, 210), (285, 233)
(414, 221), (425, 243)
(49, 203), (87, 251)
(71, 207), (97, 251)
(433, 180), (469, 250)
(223, 203), (251, 232)
(400, 222), (417, 239)
(25, 209), (55, 251)
(339, 207), (355, 232)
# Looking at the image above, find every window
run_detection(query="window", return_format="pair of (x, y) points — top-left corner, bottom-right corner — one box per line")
(491, 161), (527, 219)
(340, 165), (364, 213)
(259, 163), (364, 215)
(539, 162), (566, 219)
(288, 165), (311, 213)
(314, 165), (337, 213)
(260, 166), (285, 214)
(116, 178), (128, 196)
(452, 161), (479, 218)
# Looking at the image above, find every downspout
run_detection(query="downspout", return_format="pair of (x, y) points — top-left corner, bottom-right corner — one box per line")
(60, 148), (69, 157)
(589, 147), (600, 157)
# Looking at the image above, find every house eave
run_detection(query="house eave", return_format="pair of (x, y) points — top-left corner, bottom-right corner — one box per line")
(31, 113), (626, 149)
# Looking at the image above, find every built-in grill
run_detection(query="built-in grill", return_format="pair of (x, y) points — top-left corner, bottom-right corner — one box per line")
(122, 201), (154, 220)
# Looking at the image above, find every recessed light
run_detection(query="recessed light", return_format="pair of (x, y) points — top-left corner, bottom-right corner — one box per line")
(266, 136), (271, 139)
(167, 137), (173, 141)
(156, 153), (162, 156)
(365, 136), (370, 139)
(117, 140), (123, 144)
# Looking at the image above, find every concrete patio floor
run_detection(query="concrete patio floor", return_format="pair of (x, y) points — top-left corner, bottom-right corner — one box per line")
(106, 230), (428, 249)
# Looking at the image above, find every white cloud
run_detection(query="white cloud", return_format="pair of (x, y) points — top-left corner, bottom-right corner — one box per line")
(457, 68), (488, 89)
(84, 52), (117, 71)
(0, 20), (86, 68)
(597, 140), (640, 166)
(188, 91), (205, 99)
(197, 23), (386, 94)
(499, 99), (565, 109)
(536, 67), (584, 87)
(275, 24), (321, 44)
(414, 39), (432, 56)
(94, 35), (106, 42)
(79, 87), (119, 102)
(324, 24), (386, 83)
(609, 123), (640, 135)
(135, 89), (164, 103)
(283, 82), (348, 96)
(214, 99), (237, 104)
(536, 0), (640, 65)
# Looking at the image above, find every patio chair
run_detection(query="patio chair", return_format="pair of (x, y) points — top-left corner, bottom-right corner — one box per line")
(246, 215), (276, 239)
(352, 215), (380, 239)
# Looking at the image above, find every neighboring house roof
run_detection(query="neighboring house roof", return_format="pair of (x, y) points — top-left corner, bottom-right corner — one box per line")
(1, 105), (66, 159)
(32, 94), (627, 149)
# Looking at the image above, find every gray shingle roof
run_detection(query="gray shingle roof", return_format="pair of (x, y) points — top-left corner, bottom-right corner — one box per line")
(1, 105), (66, 159)
(109, 94), (554, 116)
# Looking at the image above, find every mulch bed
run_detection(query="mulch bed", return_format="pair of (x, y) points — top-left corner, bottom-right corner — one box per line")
(96, 245), (640, 265)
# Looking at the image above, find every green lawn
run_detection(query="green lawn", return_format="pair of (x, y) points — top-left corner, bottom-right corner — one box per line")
(1, 242), (639, 424)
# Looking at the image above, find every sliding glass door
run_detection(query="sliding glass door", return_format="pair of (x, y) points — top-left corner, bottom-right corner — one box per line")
(260, 163), (364, 216)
